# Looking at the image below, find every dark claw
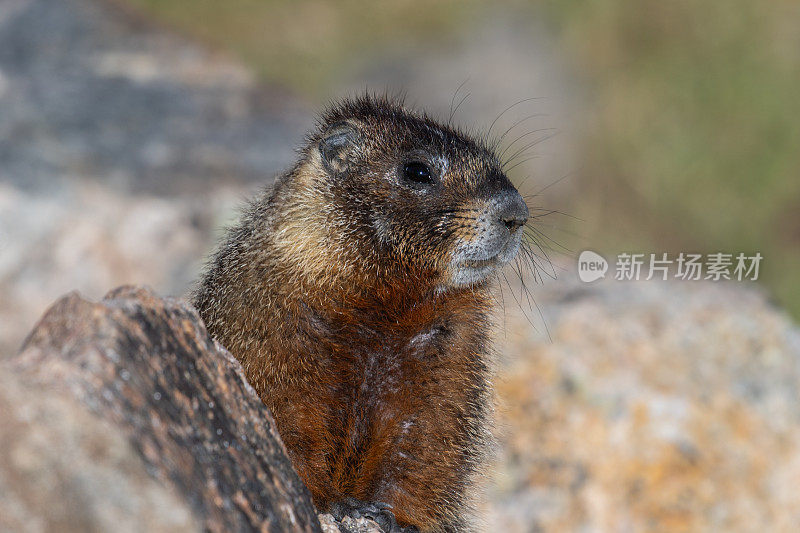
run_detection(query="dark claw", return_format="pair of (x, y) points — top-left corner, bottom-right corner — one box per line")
(330, 498), (418, 533)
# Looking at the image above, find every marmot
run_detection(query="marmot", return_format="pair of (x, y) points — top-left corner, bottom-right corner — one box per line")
(194, 95), (529, 532)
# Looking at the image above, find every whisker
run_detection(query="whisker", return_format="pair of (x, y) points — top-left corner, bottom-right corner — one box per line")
(526, 221), (588, 241)
(527, 208), (583, 222)
(504, 156), (540, 175)
(448, 79), (469, 126)
(503, 131), (560, 167)
(499, 128), (557, 161)
(487, 97), (545, 140)
(524, 225), (573, 254)
(497, 114), (547, 145)
(520, 239), (560, 279)
(529, 171), (575, 197)
(450, 91), (471, 125)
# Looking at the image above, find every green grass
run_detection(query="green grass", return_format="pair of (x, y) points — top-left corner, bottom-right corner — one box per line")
(119, 0), (800, 317)
(122, 0), (486, 97)
(539, 0), (800, 316)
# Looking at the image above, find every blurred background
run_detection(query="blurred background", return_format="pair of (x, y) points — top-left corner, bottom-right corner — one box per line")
(1, 0), (799, 531)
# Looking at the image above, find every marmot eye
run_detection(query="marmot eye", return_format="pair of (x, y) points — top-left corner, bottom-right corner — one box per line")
(402, 162), (434, 185)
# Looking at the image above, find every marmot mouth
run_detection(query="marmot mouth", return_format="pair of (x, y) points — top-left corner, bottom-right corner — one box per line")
(454, 234), (521, 271)
(446, 232), (524, 288)
(457, 255), (500, 269)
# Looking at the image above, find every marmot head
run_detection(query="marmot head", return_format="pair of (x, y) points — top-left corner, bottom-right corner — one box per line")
(280, 95), (529, 293)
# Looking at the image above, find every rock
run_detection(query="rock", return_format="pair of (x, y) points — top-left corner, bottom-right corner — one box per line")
(2, 285), (321, 532)
(0, 0), (312, 196)
(317, 513), (384, 533)
(0, 0), (316, 356)
(0, 181), (230, 356)
(0, 369), (198, 532)
(488, 278), (800, 532)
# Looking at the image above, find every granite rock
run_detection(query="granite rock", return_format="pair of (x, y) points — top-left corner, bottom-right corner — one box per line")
(3, 285), (321, 533)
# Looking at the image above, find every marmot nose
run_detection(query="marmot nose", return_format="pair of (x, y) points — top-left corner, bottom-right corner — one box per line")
(496, 191), (529, 234)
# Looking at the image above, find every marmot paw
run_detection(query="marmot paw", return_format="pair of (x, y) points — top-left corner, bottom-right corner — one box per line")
(330, 497), (419, 533)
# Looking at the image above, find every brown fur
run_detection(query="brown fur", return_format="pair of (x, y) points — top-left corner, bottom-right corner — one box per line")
(195, 95), (526, 532)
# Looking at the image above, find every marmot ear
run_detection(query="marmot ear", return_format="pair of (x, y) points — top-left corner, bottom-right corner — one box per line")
(319, 121), (360, 174)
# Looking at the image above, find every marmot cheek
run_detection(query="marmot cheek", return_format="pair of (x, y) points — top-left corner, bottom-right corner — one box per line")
(370, 213), (392, 246)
